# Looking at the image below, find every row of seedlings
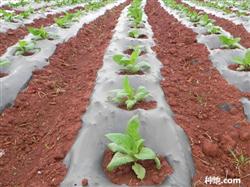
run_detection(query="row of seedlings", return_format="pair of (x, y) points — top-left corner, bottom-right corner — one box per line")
(182, 0), (250, 32)
(187, 0), (249, 16)
(61, 0), (194, 186)
(0, 0), (125, 112)
(8, 0), (55, 11)
(160, 0), (250, 122)
(205, 0), (250, 14)
(159, 0), (250, 167)
(0, 0), (86, 33)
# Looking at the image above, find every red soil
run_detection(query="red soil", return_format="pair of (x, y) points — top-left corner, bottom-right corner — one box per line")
(177, 0), (250, 49)
(228, 64), (250, 72)
(0, 6), (83, 56)
(118, 100), (157, 110)
(0, 2), (128, 186)
(123, 48), (146, 56)
(146, 0), (250, 186)
(0, 72), (8, 78)
(102, 149), (172, 186)
(118, 70), (145, 75)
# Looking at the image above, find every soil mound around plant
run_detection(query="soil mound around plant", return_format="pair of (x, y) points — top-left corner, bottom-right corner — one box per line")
(118, 100), (157, 110)
(102, 149), (173, 186)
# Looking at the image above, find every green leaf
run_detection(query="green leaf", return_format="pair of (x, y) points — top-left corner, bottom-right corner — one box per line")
(154, 157), (162, 169)
(245, 50), (250, 61)
(107, 152), (135, 171)
(126, 115), (141, 141)
(135, 147), (156, 160)
(233, 50), (250, 70)
(138, 61), (150, 71)
(219, 35), (240, 49)
(132, 163), (146, 180)
(129, 29), (140, 38)
(233, 56), (244, 65)
(134, 86), (150, 101)
(126, 99), (137, 110)
(113, 54), (124, 63)
(105, 133), (133, 153)
(123, 76), (134, 97)
(135, 139), (145, 152)
(130, 48), (141, 64)
(108, 143), (130, 154)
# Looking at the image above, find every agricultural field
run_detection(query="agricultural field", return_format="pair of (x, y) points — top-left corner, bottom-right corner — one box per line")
(0, 0), (250, 186)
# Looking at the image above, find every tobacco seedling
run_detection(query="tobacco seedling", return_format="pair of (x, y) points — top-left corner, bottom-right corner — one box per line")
(198, 14), (214, 26)
(110, 76), (150, 110)
(188, 12), (200, 23)
(15, 40), (38, 56)
(206, 24), (221, 34)
(106, 115), (161, 180)
(113, 47), (150, 74)
(17, 8), (34, 20)
(128, 5), (143, 28)
(0, 11), (17, 22)
(9, 0), (29, 8)
(28, 26), (49, 40)
(233, 50), (250, 71)
(219, 35), (241, 49)
(55, 11), (81, 28)
(129, 29), (140, 38)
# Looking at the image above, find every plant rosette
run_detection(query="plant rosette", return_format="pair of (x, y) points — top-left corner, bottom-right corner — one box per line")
(219, 35), (241, 49)
(232, 49), (250, 71)
(113, 47), (150, 74)
(123, 45), (147, 56)
(102, 115), (172, 185)
(28, 27), (59, 41)
(109, 76), (156, 110)
(14, 40), (41, 56)
(205, 23), (221, 35)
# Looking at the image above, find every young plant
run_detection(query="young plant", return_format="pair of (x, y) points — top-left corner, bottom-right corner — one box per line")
(206, 23), (221, 34)
(15, 40), (38, 56)
(17, 8), (34, 20)
(9, 0), (29, 8)
(28, 26), (49, 40)
(1, 11), (17, 22)
(233, 49), (250, 71)
(111, 76), (150, 110)
(198, 14), (214, 26)
(219, 35), (241, 49)
(188, 12), (200, 23)
(128, 5), (143, 28)
(113, 47), (150, 74)
(55, 12), (81, 28)
(105, 115), (161, 180)
(129, 29), (140, 38)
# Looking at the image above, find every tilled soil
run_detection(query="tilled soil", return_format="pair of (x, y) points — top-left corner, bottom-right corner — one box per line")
(0, 2), (128, 186)
(177, 0), (250, 49)
(0, 6), (83, 56)
(145, 0), (250, 186)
